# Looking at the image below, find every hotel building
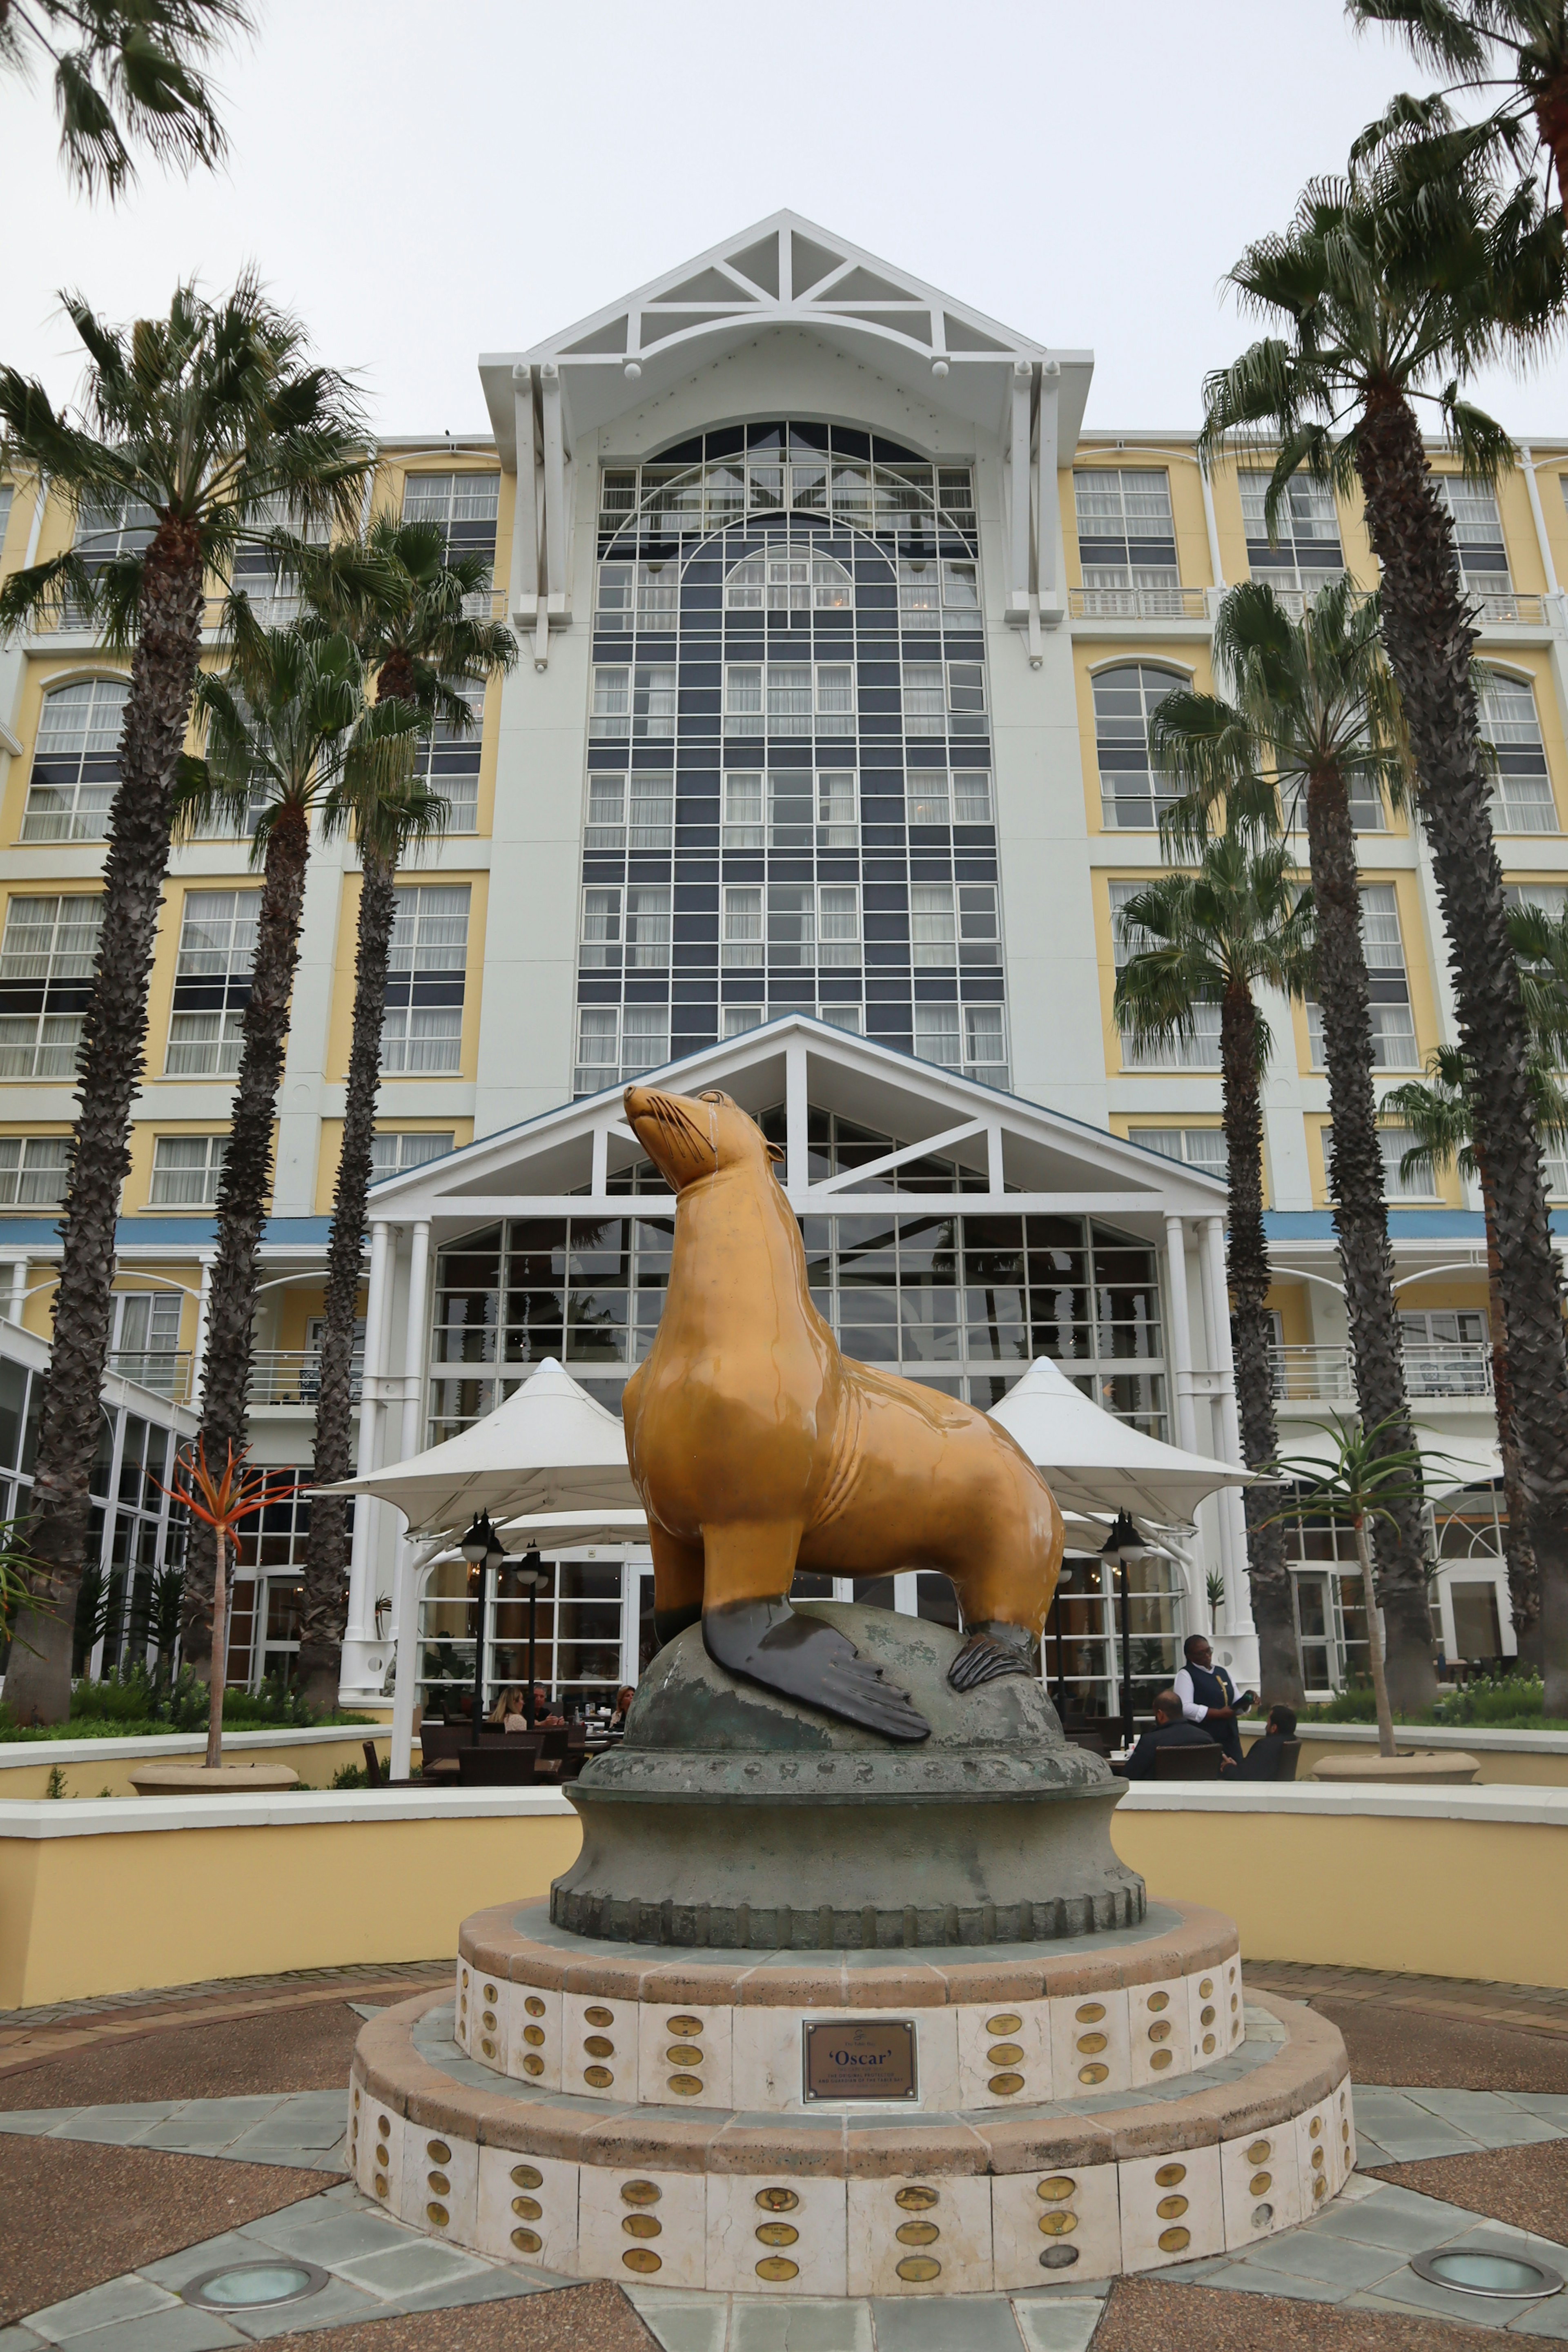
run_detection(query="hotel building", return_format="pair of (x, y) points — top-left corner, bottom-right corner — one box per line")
(1, 213), (1563, 1716)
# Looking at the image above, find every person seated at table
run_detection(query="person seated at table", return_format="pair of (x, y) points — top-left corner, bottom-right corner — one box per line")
(1173, 1635), (1256, 1766)
(610, 1685), (636, 1732)
(1234, 1703), (1297, 1780)
(1118, 1689), (1235, 1779)
(487, 1686), (528, 1728)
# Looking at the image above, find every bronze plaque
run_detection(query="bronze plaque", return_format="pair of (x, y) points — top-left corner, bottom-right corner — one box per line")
(803, 2020), (918, 2101)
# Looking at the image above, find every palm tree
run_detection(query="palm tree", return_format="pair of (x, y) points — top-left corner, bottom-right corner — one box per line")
(176, 610), (427, 1670)
(1200, 160), (1568, 1717)
(1349, 3), (1568, 219)
(297, 516), (516, 1706)
(1382, 1038), (1568, 1661)
(0, 279), (368, 1723)
(1114, 832), (1317, 1706)
(1150, 578), (1437, 1710)
(0, 0), (251, 195)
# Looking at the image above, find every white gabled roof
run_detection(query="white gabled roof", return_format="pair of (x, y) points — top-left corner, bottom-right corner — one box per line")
(480, 210), (1092, 451)
(364, 1014), (1225, 1235)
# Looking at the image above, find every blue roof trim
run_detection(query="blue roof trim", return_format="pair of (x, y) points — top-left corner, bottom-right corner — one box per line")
(0, 1216), (341, 1248)
(1262, 1209), (1526, 1241)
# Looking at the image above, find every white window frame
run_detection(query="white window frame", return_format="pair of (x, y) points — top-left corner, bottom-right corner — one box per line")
(723, 663), (855, 738)
(370, 1131), (454, 1180)
(1480, 674), (1558, 834)
(1306, 885), (1419, 1071)
(0, 1134), (70, 1207)
(381, 884), (470, 1076)
(1134, 1127), (1229, 1179)
(906, 771), (994, 827)
(23, 677), (130, 842)
(595, 556), (681, 630)
(1111, 878), (1222, 1069)
(902, 661), (987, 739)
(165, 890), (260, 1078)
(1095, 664), (1184, 831)
(149, 1134), (229, 1207)
(578, 884), (671, 971)
(1324, 1120), (1439, 1201)
(723, 546), (853, 613)
(1073, 468), (1178, 590)
(0, 894), (105, 1080)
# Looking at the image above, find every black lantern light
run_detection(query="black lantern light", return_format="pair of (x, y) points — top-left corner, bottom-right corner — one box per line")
(1100, 1509), (1152, 1747)
(461, 1511), (505, 1743)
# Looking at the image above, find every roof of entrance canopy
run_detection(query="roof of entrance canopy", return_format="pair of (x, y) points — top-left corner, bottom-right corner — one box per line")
(989, 1356), (1249, 1528)
(478, 211), (1093, 454)
(322, 1358), (640, 1535)
(355, 1016), (1229, 1244)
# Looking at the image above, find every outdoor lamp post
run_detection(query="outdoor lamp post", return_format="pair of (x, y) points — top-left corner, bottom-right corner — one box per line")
(460, 1511), (506, 1745)
(517, 1550), (543, 1726)
(1100, 1508), (1153, 1747)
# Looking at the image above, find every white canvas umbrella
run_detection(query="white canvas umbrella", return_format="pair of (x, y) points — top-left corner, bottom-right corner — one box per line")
(989, 1356), (1249, 1527)
(345, 1360), (640, 1780)
(326, 1357), (640, 1534)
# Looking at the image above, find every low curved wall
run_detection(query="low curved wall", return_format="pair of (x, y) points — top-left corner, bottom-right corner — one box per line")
(1241, 1720), (1568, 1788)
(3, 1781), (1567, 2012)
(0, 1722), (393, 1800)
(1111, 1784), (1568, 1989)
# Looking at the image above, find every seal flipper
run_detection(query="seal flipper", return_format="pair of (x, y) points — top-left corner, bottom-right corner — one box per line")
(948, 1621), (1035, 1691)
(704, 1598), (931, 1743)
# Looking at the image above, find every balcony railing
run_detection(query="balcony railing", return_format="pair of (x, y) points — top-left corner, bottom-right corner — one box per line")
(1474, 592), (1547, 627)
(1271, 1342), (1493, 1401)
(105, 1349), (193, 1402)
(249, 1350), (364, 1405)
(1069, 586), (1209, 621)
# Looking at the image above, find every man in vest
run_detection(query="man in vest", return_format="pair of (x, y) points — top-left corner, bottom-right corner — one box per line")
(1172, 1633), (1255, 1766)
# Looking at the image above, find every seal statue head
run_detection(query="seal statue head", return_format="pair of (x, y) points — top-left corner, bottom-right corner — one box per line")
(624, 1084), (784, 1192)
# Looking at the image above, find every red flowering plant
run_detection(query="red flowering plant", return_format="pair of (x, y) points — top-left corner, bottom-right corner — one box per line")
(158, 1440), (305, 1768)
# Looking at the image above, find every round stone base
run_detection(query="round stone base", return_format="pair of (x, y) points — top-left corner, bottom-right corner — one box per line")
(127, 1760), (300, 1795)
(346, 1899), (1353, 2295)
(1311, 1751), (1480, 1785)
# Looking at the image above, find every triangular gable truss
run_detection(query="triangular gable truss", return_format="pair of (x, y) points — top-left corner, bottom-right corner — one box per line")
(365, 1017), (1225, 1233)
(541, 212), (1039, 377)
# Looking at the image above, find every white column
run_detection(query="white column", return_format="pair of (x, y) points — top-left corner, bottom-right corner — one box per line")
(189, 1256), (213, 1401)
(1198, 463), (1225, 590)
(340, 1220), (393, 1700)
(400, 1221), (430, 1463)
(1198, 1216), (1256, 1650)
(7, 1258), (26, 1325)
(784, 1039), (809, 1197)
(390, 1537), (447, 1782)
(1163, 1216), (1199, 1455)
(1521, 448), (1560, 595)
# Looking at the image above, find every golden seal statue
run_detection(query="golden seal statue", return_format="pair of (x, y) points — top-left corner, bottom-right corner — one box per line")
(622, 1085), (1066, 1742)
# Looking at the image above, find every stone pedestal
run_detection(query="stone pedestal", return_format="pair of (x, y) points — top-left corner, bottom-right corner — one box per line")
(349, 1601), (1354, 2295)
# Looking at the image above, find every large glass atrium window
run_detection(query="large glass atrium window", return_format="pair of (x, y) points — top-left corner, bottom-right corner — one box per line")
(580, 422), (1000, 1087)
(428, 1107), (1165, 1441)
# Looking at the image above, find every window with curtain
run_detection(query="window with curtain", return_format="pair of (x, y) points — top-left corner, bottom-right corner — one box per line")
(1109, 878), (1222, 1069)
(1238, 472), (1344, 598)
(1074, 470), (1178, 588)
(149, 1134), (229, 1205)
(1306, 885), (1418, 1069)
(24, 678), (130, 841)
(165, 891), (259, 1077)
(0, 894), (104, 1078)
(1094, 666), (1183, 829)
(1479, 675), (1557, 833)
(381, 885), (469, 1074)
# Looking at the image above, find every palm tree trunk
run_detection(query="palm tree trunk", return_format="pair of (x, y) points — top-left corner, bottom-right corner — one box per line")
(300, 848), (397, 1706)
(1218, 978), (1301, 1705)
(206, 1525), (228, 1771)
(1356, 391), (1568, 1719)
(183, 802), (312, 1673)
(3, 521), (205, 1725)
(1474, 1151), (1538, 1666)
(1353, 1511), (1398, 1760)
(1305, 760), (1435, 1713)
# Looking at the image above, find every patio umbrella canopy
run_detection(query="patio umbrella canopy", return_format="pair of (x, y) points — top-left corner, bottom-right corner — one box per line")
(323, 1357), (640, 1535)
(989, 1356), (1248, 1527)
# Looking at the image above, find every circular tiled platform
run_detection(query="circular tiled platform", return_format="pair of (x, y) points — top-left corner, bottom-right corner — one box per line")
(347, 1898), (1353, 2295)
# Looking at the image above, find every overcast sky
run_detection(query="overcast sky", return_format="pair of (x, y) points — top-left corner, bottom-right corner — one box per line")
(3, 0), (1566, 440)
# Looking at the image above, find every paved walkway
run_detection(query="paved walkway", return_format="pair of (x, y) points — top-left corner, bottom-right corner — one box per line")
(5, 2077), (1568, 2348)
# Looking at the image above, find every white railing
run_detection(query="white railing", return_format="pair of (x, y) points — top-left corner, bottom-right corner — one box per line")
(105, 1349), (194, 1402)
(1474, 592), (1547, 627)
(1069, 586), (1209, 621)
(1271, 1342), (1493, 1402)
(248, 1350), (364, 1405)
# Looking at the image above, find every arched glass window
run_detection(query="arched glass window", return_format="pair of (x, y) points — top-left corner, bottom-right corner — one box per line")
(724, 546), (853, 613)
(24, 678), (130, 842)
(1092, 665), (1183, 831)
(1479, 675), (1557, 834)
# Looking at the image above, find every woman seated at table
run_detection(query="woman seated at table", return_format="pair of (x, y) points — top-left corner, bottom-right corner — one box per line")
(487, 1686), (530, 1729)
(609, 1685), (636, 1733)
